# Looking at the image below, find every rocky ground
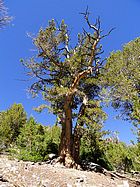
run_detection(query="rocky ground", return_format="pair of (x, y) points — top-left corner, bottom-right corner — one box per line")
(0, 154), (140, 187)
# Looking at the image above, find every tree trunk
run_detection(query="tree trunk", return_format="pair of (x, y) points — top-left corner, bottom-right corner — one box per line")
(72, 97), (88, 162)
(72, 124), (83, 162)
(59, 93), (88, 167)
(59, 95), (75, 167)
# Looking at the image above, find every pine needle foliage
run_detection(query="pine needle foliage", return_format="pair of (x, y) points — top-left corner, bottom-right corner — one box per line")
(102, 38), (140, 125)
(21, 9), (113, 165)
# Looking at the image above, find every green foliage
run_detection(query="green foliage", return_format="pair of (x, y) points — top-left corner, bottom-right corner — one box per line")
(21, 18), (103, 119)
(0, 102), (61, 162)
(103, 38), (140, 124)
(44, 125), (61, 146)
(16, 118), (60, 162)
(80, 123), (113, 170)
(128, 143), (140, 171)
(99, 35), (140, 172)
(80, 125), (140, 172)
(105, 142), (131, 172)
(78, 100), (107, 128)
(0, 103), (27, 150)
(0, 102), (139, 171)
(21, 15), (109, 164)
(20, 14), (140, 167)
(137, 129), (140, 143)
(104, 140), (140, 172)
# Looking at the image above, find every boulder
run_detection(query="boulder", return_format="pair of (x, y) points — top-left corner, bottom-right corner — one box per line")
(81, 161), (104, 173)
(48, 153), (57, 160)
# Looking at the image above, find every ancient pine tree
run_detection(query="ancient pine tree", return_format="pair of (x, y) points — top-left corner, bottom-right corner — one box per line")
(22, 9), (112, 167)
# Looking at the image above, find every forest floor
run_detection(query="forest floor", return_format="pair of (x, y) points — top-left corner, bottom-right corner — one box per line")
(0, 154), (140, 187)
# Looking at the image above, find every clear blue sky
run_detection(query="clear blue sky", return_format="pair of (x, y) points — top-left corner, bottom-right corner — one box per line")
(1, 0), (139, 143)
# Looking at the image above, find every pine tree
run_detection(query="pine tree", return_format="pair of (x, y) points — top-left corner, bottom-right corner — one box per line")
(16, 117), (45, 161)
(16, 118), (60, 161)
(0, 103), (27, 149)
(22, 9), (112, 167)
(102, 38), (140, 125)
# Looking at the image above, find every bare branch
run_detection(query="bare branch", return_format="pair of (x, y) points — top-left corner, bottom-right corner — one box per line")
(81, 12), (98, 32)
(100, 27), (115, 39)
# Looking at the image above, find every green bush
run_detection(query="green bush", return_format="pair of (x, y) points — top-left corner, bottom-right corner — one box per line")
(0, 103), (27, 151)
(16, 118), (60, 162)
(80, 127), (113, 171)
(105, 142), (136, 172)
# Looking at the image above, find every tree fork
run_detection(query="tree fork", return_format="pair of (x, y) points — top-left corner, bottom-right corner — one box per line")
(22, 8), (113, 168)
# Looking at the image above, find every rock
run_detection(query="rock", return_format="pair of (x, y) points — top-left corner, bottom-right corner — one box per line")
(123, 181), (129, 187)
(1, 154), (139, 187)
(81, 161), (104, 173)
(0, 175), (14, 187)
(0, 175), (8, 183)
(48, 153), (57, 160)
(131, 171), (140, 179)
(67, 184), (73, 187)
(117, 180), (129, 187)
(76, 177), (84, 183)
(40, 179), (50, 186)
(45, 160), (51, 164)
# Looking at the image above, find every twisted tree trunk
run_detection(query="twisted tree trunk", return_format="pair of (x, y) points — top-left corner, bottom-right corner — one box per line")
(59, 95), (75, 167)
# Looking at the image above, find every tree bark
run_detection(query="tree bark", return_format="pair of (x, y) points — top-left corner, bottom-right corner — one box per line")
(59, 95), (75, 167)
(72, 124), (83, 162)
(59, 92), (88, 167)
(72, 96), (88, 162)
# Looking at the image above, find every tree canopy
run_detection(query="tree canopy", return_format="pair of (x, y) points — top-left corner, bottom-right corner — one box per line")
(0, 103), (27, 149)
(0, 0), (11, 28)
(21, 9), (112, 167)
(103, 38), (140, 125)
(21, 9), (140, 168)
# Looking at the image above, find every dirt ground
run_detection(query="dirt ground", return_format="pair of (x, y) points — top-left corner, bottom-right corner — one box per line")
(0, 154), (140, 187)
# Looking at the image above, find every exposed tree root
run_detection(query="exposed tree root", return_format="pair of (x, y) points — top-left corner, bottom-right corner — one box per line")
(104, 171), (140, 186)
(51, 155), (81, 169)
